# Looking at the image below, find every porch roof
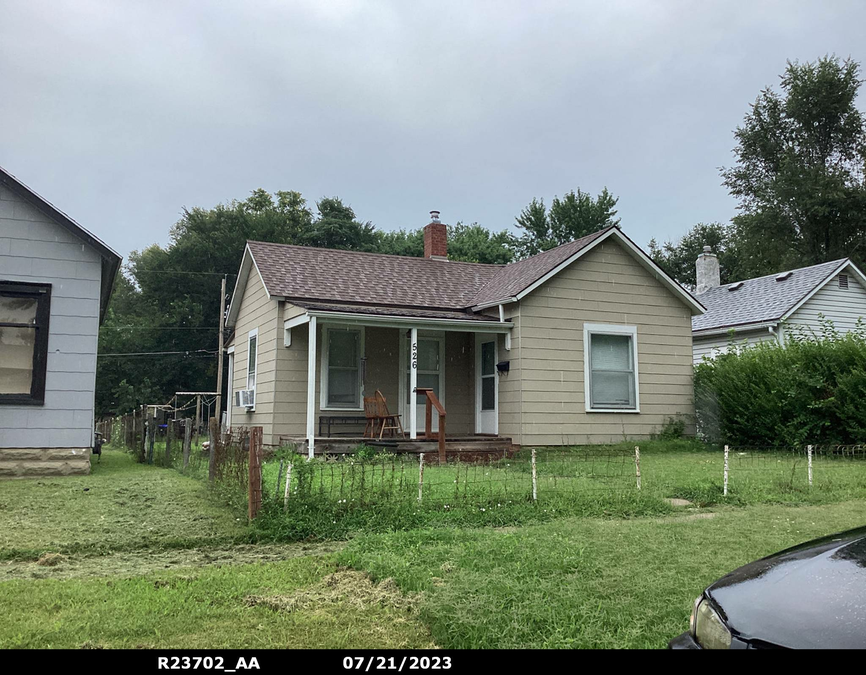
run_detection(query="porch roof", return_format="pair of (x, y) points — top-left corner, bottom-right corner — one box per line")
(293, 300), (502, 323)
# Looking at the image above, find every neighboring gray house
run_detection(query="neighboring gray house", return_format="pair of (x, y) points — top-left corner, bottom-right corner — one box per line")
(224, 215), (704, 454)
(0, 166), (121, 477)
(692, 247), (866, 363)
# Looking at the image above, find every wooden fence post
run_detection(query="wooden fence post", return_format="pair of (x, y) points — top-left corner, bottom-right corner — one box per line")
(248, 427), (263, 520)
(208, 417), (218, 482)
(146, 409), (155, 464)
(417, 452), (425, 503)
(165, 419), (174, 467)
(634, 446), (641, 491)
(531, 449), (538, 501)
(807, 445), (813, 487)
(723, 445), (729, 496)
(182, 418), (192, 471)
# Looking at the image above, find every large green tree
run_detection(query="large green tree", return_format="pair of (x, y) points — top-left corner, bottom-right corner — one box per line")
(722, 56), (866, 277)
(514, 188), (619, 257)
(97, 192), (518, 414)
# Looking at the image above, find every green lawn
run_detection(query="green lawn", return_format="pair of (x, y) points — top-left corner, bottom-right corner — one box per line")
(0, 556), (434, 649)
(0, 451), (245, 561)
(339, 499), (866, 649)
(2, 446), (865, 649)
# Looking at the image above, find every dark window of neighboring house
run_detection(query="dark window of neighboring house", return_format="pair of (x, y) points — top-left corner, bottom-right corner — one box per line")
(0, 281), (51, 405)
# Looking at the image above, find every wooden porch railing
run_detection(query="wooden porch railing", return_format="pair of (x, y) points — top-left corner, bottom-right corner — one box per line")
(415, 387), (446, 462)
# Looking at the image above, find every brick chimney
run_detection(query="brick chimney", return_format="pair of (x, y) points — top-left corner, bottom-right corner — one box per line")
(695, 245), (720, 294)
(423, 210), (447, 260)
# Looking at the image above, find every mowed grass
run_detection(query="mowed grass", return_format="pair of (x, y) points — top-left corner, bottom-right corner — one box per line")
(0, 451), (246, 560)
(0, 556), (435, 649)
(339, 498), (866, 649)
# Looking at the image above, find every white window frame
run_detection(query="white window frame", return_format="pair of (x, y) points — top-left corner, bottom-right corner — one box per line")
(246, 328), (258, 411)
(583, 323), (640, 413)
(226, 345), (235, 426)
(320, 324), (365, 411)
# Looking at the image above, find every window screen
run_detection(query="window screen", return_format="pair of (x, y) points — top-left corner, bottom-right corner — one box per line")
(589, 332), (636, 410)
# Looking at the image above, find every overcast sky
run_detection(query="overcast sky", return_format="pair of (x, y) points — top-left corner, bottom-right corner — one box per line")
(1, 1), (864, 263)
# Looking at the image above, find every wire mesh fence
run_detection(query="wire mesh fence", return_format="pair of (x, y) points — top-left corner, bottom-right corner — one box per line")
(722, 445), (866, 497)
(261, 443), (866, 515)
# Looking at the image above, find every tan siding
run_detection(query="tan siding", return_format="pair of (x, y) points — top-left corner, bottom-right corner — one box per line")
(230, 265), (280, 444)
(510, 238), (695, 445)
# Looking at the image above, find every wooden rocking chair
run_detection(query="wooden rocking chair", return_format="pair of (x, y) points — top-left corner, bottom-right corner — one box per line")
(375, 390), (405, 439)
(363, 395), (382, 439)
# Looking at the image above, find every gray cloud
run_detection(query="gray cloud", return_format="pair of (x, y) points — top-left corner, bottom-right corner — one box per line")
(1, 0), (864, 261)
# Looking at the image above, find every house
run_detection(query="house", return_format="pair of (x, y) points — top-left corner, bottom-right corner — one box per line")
(223, 213), (704, 454)
(0, 166), (121, 477)
(692, 247), (866, 363)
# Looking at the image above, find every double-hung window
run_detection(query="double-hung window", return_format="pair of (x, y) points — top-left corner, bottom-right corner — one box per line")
(0, 281), (51, 405)
(584, 324), (639, 412)
(322, 326), (363, 409)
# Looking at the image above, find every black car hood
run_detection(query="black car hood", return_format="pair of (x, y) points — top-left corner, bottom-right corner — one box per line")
(706, 526), (866, 649)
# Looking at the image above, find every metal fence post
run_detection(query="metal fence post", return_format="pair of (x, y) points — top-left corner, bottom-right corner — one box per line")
(418, 453), (425, 503)
(531, 449), (538, 501)
(275, 460), (284, 501)
(807, 445), (813, 487)
(723, 445), (729, 496)
(283, 462), (293, 511)
(634, 446), (641, 490)
(182, 418), (192, 472)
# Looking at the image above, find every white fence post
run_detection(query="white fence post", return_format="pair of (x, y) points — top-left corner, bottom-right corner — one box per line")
(634, 446), (641, 491)
(418, 452), (425, 503)
(531, 449), (538, 501)
(283, 463), (293, 511)
(723, 445), (729, 496)
(807, 445), (813, 487)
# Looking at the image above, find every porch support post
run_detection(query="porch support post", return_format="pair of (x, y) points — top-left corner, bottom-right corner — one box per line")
(306, 316), (317, 458)
(409, 327), (418, 440)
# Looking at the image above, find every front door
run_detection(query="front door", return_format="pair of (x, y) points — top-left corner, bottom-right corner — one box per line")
(402, 334), (444, 433)
(475, 334), (498, 434)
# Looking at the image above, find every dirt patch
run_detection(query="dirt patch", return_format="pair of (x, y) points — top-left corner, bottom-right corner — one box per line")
(0, 542), (344, 581)
(246, 569), (419, 614)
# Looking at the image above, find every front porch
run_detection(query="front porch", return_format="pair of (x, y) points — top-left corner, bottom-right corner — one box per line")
(283, 306), (514, 457)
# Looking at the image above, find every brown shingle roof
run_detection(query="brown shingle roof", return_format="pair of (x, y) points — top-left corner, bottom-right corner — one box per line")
(468, 226), (615, 306)
(248, 240), (502, 310)
(247, 226), (620, 314)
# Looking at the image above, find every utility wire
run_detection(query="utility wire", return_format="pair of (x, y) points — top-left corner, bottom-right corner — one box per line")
(97, 349), (217, 358)
(101, 326), (220, 331)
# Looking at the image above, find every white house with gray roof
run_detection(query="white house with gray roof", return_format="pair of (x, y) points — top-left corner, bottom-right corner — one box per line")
(692, 247), (866, 363)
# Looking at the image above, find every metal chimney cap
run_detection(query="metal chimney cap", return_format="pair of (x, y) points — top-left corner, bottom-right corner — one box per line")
(429, 210), (441, 222)
(702, 245), (713, 254)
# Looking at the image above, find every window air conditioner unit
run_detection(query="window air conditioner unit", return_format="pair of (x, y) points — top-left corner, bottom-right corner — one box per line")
(234, 389), (255, 408)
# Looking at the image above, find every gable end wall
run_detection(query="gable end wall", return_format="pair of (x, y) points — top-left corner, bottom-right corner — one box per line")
(511, 238), (695, 445)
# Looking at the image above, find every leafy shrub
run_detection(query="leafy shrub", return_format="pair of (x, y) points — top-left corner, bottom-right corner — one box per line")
(695, 319), (866, 446)
(655, 417), (686, 441)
